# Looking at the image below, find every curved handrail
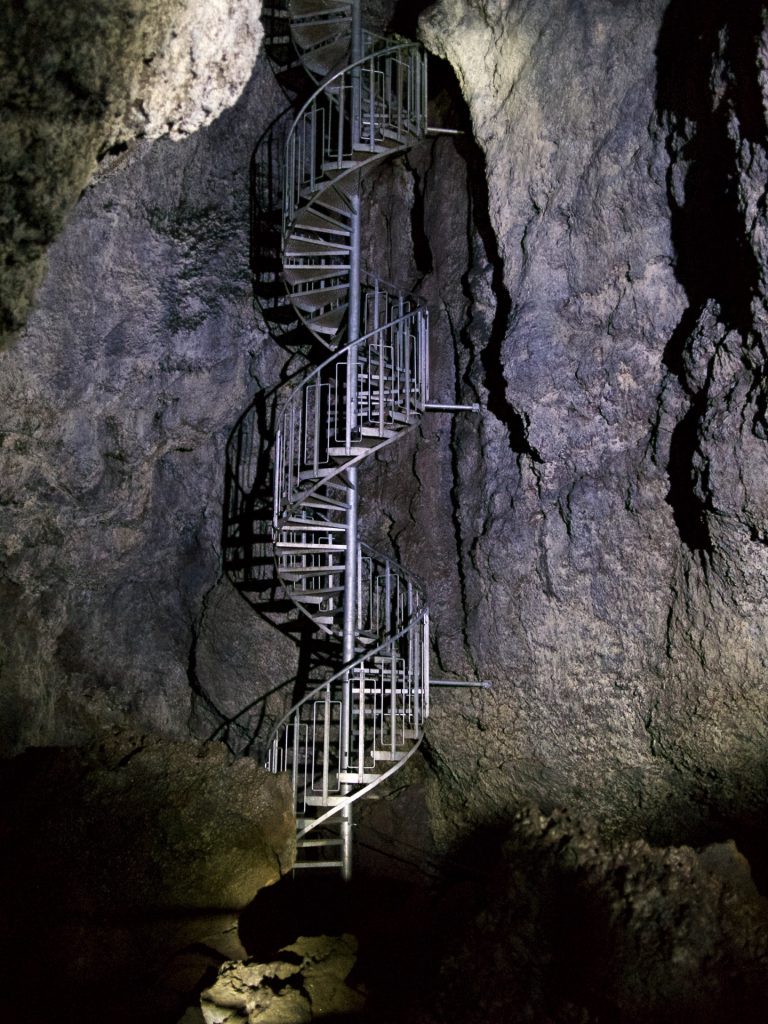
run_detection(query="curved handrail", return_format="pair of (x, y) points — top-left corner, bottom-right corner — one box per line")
(266, 603), (427, 747)
(273, 303), (428, 515)
(296, 732), (424, 837)
(286, 39), (423, 158)
(282, 41), (427, 229)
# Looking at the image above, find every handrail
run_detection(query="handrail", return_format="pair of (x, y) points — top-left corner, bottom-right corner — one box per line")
(265, 604), (427, 748)
(276, 305), (426, 425)
(282, 41), (427, 229)
(263, 0), (432, 875)
(286, 40), (422, 162)
(273, 302), (428, 513)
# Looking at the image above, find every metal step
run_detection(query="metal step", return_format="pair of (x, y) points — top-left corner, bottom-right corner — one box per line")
(278, 564), (345, 578)
(299, 494), (348, 512)
(301, 38), (350, 75)
(304, 794), (348, 806)
(291, 284), (349, 311)
(304, 304), (347, 334)
(290, 0), (352, 18)
(284, 264), (350, 285)
(284, 235), (351, 256)
(371, 748), (408, 762)
(294, 208), (351, 236)
(275, 540), (347, 552)
(292, 23), (349, 50)
(293, 859), (344, 869)
(337, 770), (382, 784)
(290, 585), (344, 598)
(327, 436), (384, 457)
(282, 515), (346, 530)
(297, 836), (344, 849)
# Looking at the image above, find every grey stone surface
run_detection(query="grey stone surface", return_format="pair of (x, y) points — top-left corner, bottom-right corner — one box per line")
(0, 50), (298, 756)
(3, 0), (768, 879)
(0, 0), (263, 342)
(0, 733), (295, 913)
(409, 807), (768, 1024)
(405, 0), (768, 846)
(0, 732), (295, 1023)
(201, 934), (365, 1023)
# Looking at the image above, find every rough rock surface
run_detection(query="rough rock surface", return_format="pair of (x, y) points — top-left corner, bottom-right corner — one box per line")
(0, 732), (294, 1022)
(407, 807), (768, 1024)
(200, 934), (365, 1023)
(0, 0), (263, 342)
(0, 49), (297, 756)
(0, 732), (295, 913)
(4, 0), (768, 902)
(405, 0), (768, 847)
(220, 805), (768, 1024)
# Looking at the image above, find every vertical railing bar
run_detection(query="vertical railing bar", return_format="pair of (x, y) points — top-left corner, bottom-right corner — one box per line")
(322, 686), (330, 803)
(358, 665), (365, 776)
(313, 378), (321, 475)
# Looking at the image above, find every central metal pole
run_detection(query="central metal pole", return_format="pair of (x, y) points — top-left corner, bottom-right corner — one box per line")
(339, 0), (363, 882)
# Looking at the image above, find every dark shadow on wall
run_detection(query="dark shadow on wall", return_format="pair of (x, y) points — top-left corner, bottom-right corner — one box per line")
(393, 2), (543, 463)
(217, 390), (340, 757)
(655, 0), (766, 552)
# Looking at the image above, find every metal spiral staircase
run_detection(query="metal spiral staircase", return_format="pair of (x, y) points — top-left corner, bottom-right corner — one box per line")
(263, 0), (431, 878)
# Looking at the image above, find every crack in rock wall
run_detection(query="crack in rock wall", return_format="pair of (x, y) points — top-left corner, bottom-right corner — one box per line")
(408, 0), (768, 846)
(3, 0), (768, 864)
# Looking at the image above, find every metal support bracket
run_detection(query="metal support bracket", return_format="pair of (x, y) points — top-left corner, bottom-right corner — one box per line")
(431, 679), (493, 689)
(424, 403), (481, 413)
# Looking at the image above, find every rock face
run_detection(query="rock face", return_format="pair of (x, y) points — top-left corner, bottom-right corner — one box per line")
(3, 0), (768, 877)
(200, 935), (365, 1023)
(0, 0), (263, 341)
(405, 808), (768, 1024)
(0, 733), (295, 1022)
(408, 0), (768, 847)
(0, 48), (297, 757)
(0, 733), (295, 914)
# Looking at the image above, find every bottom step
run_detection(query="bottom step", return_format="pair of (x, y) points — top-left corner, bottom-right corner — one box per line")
(298, 837), (343, 849)
(294, 860), (343, 870)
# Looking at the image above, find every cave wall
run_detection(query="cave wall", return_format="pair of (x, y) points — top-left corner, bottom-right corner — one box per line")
(2, 0), (768, 851)
(0, 5), (297, 754)
(0, 0), (262, 341)
(413, 0), (768, 844)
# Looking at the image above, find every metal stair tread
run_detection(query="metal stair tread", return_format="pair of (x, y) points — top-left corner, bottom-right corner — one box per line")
(304, 794), (348, 806)
(298, 465), (343, 479)
(301, 39), (350, 75)
(297, 494), (348, 511)
(288, 585), (344, 596)
(275, 540), (347, 551)
(303, 305), (347, 332)
(282, 516), (347, 530)
(284, 235), (352, 254)
(294, 208), (352, 235)
(291, 284), (349, 311)
(284, 265), (350, 284)
(297, 836), (344, 848)
(289, 0), (352, 18)
(337, 771), (382, 784)
(278, 564), (345, 577)
(371, 748), (409, 762)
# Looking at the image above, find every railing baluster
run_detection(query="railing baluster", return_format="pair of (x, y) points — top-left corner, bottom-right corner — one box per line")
(266, 15), (432, 875)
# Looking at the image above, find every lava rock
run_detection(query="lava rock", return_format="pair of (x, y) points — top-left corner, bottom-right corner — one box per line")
(200, 934), (365, 1023)
(0, 0), (263, 342)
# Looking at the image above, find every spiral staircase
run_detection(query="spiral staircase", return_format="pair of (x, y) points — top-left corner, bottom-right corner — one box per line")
(262, 0), (431, 877)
